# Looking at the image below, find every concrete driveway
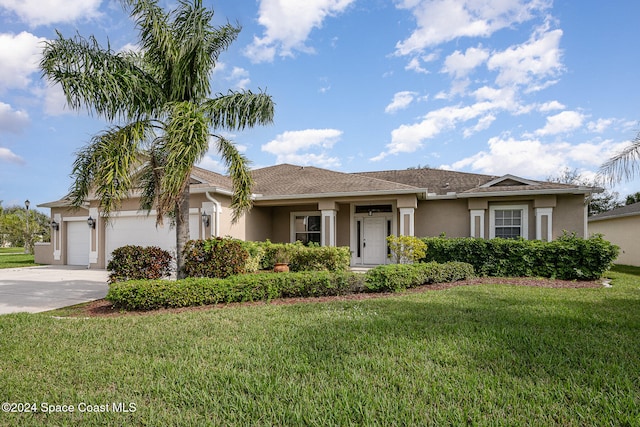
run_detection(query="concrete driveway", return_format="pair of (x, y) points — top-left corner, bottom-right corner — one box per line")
(0, 265), (109, 314)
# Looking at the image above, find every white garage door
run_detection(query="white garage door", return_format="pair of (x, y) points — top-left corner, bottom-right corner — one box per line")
(67, 221), (90, 266)
(105, 214), (200, 262)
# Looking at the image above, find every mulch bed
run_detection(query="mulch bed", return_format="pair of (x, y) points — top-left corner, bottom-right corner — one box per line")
(72, 277), (604, 318)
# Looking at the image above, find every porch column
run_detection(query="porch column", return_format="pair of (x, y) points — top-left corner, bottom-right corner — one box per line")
(89, 207), (98, 266)
(399, 208), (415, 236)
(53, 213), (61, 261)
(536, 207), (553, 241)
(470, 209), (485, 238)
(321, 210), (336, 246)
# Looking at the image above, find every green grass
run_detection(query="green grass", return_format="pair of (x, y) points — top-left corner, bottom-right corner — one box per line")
(0, 250), (35, 269)
(1, 269), (639, 426)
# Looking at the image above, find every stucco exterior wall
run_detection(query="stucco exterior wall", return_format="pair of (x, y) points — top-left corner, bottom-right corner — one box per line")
(589, 216), (640, 266)
(336, 203), (351, 247)
(554, 195), (587, 238)
(415, 199), (469, 237)
(245, 206), (272, 242)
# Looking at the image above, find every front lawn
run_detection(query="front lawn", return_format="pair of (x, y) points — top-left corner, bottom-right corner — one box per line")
(0, 269), (638, 426)
(0, 250), (35, 269)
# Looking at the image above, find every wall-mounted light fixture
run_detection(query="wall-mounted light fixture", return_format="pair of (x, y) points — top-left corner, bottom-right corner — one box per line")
(87, 216), (96, 229)
(368, 209), (373, 216)
(201, 211), (210, 227)
(50, 221), (59, 231)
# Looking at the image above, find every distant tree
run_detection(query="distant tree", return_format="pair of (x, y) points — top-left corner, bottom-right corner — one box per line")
(0, 204), (50, 251)
(547, 168), (622, 216)
(40, 0), (274, 278)
(625, 191), (640, 205)
(407, 164), (432, 170)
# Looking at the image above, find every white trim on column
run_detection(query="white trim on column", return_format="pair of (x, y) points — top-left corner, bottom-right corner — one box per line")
(321, 209), (337, 246)
(53, 213), (61, 261)
(470, 209), (485, 238)
(88, 207), (98, 266)
(535, 207), (553, 241)
(399, 207), (415, 236)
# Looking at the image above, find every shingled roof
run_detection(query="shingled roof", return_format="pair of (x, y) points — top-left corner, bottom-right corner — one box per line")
(250, 164), (421, 197)
(355, 168), (497, 195)
(589, 202), (640, 221)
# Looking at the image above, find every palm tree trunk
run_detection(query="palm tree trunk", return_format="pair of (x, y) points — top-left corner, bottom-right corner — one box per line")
(175, 185), (190, 279)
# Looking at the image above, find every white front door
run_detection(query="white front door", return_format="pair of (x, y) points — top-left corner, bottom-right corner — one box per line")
(363, 217), (387, 265)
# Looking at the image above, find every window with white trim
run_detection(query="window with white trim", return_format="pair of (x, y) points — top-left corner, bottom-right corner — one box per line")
(291, 212), (321, 245)
(489, 205), (528, 239)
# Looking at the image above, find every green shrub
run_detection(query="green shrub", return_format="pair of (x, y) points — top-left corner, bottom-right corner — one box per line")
(182, 237), (249, 278)
(365, 261), (475, 292)
(422, 233), (618, 280)
(107, 245), (173, 284)
(106, 271), (366, 310)
(256, 241), (350, 272)
(288, 244), (351, 272)
(238, 240), (265, 273)
(387, 235), (427, 264)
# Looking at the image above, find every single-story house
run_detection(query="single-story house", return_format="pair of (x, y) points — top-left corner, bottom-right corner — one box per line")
(36, 163), (597, 269)
(588, 202), (640, 267)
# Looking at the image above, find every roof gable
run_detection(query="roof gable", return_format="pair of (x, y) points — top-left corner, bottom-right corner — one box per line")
(480, 174), (540, 188)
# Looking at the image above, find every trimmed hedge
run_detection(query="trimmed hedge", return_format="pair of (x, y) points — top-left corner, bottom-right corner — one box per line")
(365, 261), (475, 292)
(106, 271), (366, 310)
(422, 233), (619, 280)
(107, 245), (173, 284)
(106, 261), (474, 310)
(182, 238), (249, 278)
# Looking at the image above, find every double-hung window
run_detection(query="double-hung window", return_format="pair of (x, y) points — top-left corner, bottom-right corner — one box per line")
(292, 213), (321, 245)
(489, 205), (528, 239)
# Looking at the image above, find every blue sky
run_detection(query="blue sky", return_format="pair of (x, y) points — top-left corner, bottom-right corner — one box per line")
(1, 0), (640, 210)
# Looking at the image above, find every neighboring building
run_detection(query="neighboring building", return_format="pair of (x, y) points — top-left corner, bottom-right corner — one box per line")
(588, 202), (640, 267)
(36, 164), (597, 268)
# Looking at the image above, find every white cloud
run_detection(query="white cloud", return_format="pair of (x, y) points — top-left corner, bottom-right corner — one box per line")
(0, 0), (102, 26)
(228, 67), (251, 90)
(533, 110), (585, 136)
(262, 128), (342, 167)
(463, 114), (495, 137)
(442, 46), (489, 78)
(538, 100), (565, 112)
(0, 31), (46, 92)
(245, 0), (356, 63)
(385, 91), (418, 113)
(447, 136), (629, 178)
(587, 118), (614, 133)
(0, 147), (24, 164)
(487, 24), (564, 90)
(373, 102), (493, 160)
(0, 102), (29, 133)
(394, 0), (551, 56)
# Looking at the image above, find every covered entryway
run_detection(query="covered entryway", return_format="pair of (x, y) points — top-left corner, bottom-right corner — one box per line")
(66, 221), (90, 266)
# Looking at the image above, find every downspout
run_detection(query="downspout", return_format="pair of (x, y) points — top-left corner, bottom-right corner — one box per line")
(205, 191), (222, 237)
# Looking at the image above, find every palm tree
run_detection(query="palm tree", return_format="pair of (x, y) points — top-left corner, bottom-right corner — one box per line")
(40, 0), (274, 278)
(600, 132), (640, 184)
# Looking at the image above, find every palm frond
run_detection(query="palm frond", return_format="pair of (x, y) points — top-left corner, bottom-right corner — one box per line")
(205, 90), (275, 131)
(154, 102), (210, 219)
(69, 121), (153, 218)
(215, 135), (254, 223)
(40, 32), (163, 121)
(600, 134), (640, 184)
